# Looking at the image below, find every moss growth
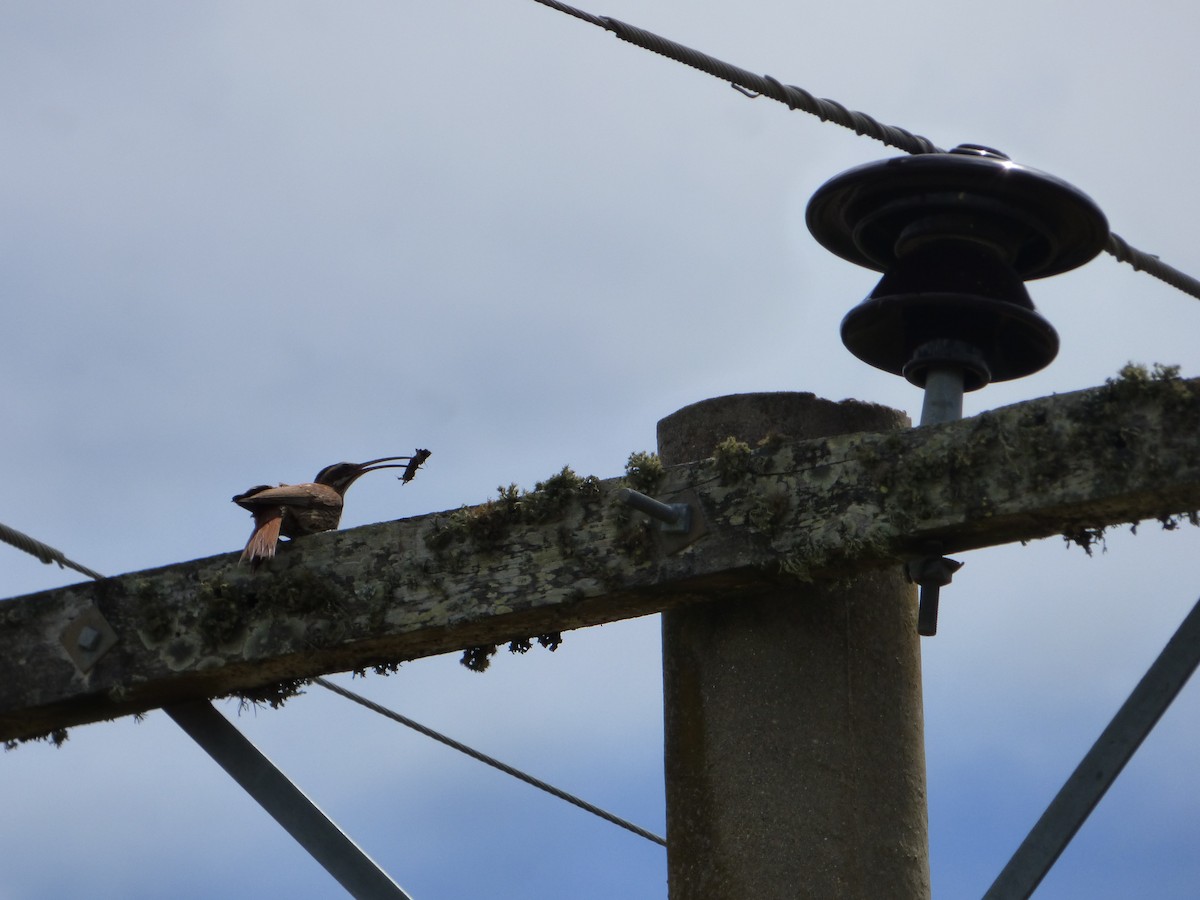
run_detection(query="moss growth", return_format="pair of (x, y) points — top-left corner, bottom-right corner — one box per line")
(352, 661), (404, 677)
(1108, 361), (1182, 389)
(3, 728), (69, 752)
(459, 498), (515, 549)
(1096, 362), (1192, 411)
(460, 632), (562, 672)
(423, 516), (462, 553)
(461, 644), (498, 672)
(424, 467), (601, 553)
(1062, 525), (1108, 556)
(525, 466), (601, 521)
(1065, 508), (1200, 555)
(1158, 511), (1200, 531)
(624, 451), (665, 493)
(712, 436), (753, 484)
(234, 679), (308, 711)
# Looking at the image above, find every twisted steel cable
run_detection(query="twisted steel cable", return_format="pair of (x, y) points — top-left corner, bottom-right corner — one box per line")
(1, 522), (104, 581)
(601, 18), (943, 155)
(531, 0), (1200, 301)
(316, 676), (667, 847)
(1106, 232), (1200, 299)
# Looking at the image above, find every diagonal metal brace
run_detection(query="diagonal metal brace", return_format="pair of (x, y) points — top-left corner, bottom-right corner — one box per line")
(165, 700), (413, 899)
(983, 592), (1200, 900)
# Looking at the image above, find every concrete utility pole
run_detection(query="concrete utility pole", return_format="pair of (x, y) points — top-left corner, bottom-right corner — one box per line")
(658, 392), (929, 899)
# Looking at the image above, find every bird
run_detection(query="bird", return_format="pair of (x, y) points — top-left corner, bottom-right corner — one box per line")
(233, 452), (429, 565)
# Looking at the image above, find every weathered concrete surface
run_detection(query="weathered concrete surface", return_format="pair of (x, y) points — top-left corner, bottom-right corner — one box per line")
(2, 373), (1199, 743)
(660, 393), (930, 899)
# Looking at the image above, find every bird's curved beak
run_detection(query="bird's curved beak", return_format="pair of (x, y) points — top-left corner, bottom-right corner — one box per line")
(358, 456), (417, 468)
(355, 450), (430, 484)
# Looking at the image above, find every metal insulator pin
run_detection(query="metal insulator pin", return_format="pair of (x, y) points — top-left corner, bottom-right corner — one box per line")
(618, 489), (692, 533)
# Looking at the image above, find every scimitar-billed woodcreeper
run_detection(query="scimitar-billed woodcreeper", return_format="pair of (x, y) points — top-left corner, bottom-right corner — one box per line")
(233, 450), (430, 565)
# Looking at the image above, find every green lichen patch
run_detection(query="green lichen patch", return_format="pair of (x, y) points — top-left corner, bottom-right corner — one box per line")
(195, 570), (349, 655)
(132, 580), (175, 644)
(196, 579), (250, 650)
(612, 514), (655, 563)
(748, 484), (792, 538)
(263, 570), (345, 618)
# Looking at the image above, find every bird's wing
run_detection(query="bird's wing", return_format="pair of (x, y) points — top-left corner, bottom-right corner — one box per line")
(232, 482), (340, 510)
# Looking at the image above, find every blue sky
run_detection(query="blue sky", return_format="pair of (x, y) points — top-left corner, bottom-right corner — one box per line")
(3, 0), (1199, 897)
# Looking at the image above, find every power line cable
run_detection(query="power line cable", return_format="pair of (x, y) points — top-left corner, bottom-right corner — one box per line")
(1104, 231), (1200, 301)
(315, 676), (667, 847)
(0, 521), (104, 581)
(530, 0), (1200, 302)
(535, 0), (940, 154)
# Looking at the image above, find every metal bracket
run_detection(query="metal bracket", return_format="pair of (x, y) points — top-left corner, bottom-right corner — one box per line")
(60, 606), (118, 673)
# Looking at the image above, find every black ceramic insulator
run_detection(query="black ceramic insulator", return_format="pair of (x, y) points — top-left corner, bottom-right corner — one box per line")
(807, 147), (1109, 386)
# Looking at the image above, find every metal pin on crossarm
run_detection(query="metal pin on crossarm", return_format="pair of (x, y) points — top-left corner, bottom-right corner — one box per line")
(617, 488), (692, 533)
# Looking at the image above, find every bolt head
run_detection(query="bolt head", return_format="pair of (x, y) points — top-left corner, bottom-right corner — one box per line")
(77, 625), (103, 652)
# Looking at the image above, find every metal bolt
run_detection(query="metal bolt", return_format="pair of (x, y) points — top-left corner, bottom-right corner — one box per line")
(618, 489), (692, 533)
(906, 550), (964, 637)
(61, 607), (117, 673)
(77, 624), (103, 653)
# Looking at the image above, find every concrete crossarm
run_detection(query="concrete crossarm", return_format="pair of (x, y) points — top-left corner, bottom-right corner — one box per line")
(2, 373), (1199, 743)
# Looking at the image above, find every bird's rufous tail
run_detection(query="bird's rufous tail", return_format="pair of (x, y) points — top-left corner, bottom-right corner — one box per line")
(240, 509), (283, 565)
